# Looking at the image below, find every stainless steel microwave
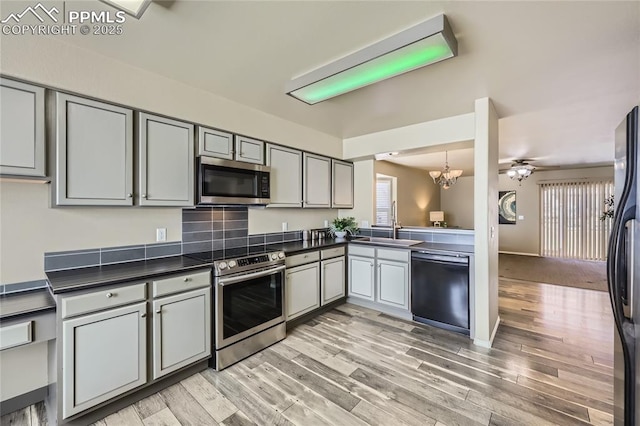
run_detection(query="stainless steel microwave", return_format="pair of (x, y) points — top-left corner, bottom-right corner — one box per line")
(197, 157), (270, 205)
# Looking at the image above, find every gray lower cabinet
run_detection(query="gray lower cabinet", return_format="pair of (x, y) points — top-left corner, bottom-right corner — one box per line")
(55, 93), (134, 206)
(61, 302), (147, 419)
(376, 259), (409, 309)
(138, 113), (194, 206)
(285, 262), (320, 320)
(321, 256), (345, 305)
(0, 78), (46, 177)
(152, 287), (211, 379)
(266, 144), (303, 207)
(348, 256), (375, 301)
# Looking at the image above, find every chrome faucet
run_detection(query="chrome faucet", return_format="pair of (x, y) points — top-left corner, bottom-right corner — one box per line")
(391, 201), (401, 239)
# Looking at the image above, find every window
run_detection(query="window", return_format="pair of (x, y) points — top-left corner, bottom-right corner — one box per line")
(376, 177), (393, 226)
(540, 180), (613, 260)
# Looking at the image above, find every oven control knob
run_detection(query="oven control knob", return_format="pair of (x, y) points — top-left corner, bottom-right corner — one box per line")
(228, 260), (237, 268)
(218, 261), (228, 270)
(270, 253), (278, 261)
(278, 252), (285, 259)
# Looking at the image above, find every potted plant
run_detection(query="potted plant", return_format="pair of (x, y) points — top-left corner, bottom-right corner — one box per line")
(329, 217), (359, 239)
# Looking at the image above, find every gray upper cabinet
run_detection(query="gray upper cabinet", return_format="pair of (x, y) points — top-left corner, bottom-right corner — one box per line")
(266, 144), (302, 208)
(0, 78), (45, 177)
(303, 153), (331, 208)
(138, 113), (194, 207)
(331, 159), (354, 209)
(234, 135), (264, 164)
(55, 93), (133, 206)
(197, 126), (233, 159)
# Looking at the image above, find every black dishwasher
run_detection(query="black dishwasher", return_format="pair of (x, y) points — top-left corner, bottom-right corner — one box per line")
(411, 251), (470, 335)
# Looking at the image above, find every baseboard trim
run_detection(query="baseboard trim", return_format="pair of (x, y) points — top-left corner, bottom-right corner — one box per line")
(473, 315), (501, 348)
(1, 386), (48, 416)
(499, 251), (539, 257)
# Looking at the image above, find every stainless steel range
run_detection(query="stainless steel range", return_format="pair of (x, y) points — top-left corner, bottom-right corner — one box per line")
(212, 250), (286, 370)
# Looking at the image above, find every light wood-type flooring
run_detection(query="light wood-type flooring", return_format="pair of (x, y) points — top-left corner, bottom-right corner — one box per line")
(3, 278), (614, 426)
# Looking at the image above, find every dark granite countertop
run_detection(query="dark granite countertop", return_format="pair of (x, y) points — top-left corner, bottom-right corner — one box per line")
(0, 288), (56, 320)
(46, 256), (213, 294)
(410, 242), (475, 254)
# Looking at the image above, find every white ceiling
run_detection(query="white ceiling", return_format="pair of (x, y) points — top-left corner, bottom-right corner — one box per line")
(58, 1), (638, 168)
(380, 148), (476, 175)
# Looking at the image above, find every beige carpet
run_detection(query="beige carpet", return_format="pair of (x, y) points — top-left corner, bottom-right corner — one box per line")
(499, 254), (608, 292)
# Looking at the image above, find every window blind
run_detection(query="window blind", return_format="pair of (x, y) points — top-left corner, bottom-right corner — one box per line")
(540, 180), (613, 260)
(376, 178), (392, 226)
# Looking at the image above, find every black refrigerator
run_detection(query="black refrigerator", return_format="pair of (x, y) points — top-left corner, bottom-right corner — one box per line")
(609, 105), (639, 426)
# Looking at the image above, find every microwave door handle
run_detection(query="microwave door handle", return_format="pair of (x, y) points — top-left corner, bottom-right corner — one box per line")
(218, 265), (285, 286)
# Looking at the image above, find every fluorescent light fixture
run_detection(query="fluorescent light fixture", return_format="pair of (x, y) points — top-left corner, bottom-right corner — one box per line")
(286, 14), (457, 105)
(101, 0), (152, 19)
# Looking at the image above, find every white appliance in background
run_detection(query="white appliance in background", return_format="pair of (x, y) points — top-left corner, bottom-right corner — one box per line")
(609, 105), (639, 425)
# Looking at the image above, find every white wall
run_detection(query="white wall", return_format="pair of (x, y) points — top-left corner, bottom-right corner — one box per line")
(498, 166), (614, 255)
(439, 176), (475, 229)
(248, 208), (336, 234)
(473, 98), (500, 348)
(0, 36), (342, 284)
(374, 161), (440, 227)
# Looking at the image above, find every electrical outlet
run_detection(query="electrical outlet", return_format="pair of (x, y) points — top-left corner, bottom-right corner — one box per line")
(323, 220), (329, 228)
(518, 215), (524, 220)
(282, 222), (288, 231)
(156, 228), (167, 242)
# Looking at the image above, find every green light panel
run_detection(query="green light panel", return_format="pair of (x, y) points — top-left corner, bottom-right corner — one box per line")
(290, 33), (453, 104)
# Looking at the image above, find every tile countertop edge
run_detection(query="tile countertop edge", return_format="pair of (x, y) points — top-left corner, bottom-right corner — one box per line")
(46, 256), (214, 294)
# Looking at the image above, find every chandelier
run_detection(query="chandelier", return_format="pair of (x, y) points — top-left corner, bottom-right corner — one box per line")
(429, 151), (463, 189)
(506, 160), (535, 184)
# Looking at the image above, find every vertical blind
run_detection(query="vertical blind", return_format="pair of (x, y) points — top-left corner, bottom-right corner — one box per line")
(376, 178), (392, 226)
(540, 180), (613, 260)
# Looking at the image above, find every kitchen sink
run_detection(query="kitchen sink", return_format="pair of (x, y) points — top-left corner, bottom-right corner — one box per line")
(351, 237), (423, 247)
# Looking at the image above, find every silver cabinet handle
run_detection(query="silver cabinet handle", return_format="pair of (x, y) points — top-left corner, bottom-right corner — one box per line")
(141, 313), (147, 318)
(156, 309), (161, 314)
(370, 263), (374, 268)
(127, 193), (133, 198)
(106, 292), (113, 298)
(183, 277), (191, 282)
(142, 194), (147, 199)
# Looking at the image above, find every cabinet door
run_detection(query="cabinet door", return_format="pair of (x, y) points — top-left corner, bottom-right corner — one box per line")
(266, 144), (302, 207)
(286, 263), (320, 320)
(331, 160), (354, 208)
(152, 287), (211, 379)
(348, 256), (375, 301)
(62, 302), (146, 419)
(55, 93), (133, 206)
(0, 78), (45, 177)
(197, 126), (233, 159)
(235, 135), (264, 164)
(303, 153), (331, 208)
(138, 113), (194, 206)
(321, 256), (345, 305)
(377, 260), (409, 309)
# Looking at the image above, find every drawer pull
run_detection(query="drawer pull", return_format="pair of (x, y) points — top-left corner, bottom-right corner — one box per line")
(141, 313), (147, 318)
(156, 309), (161, 314)
(183, 277), (191, 282)
(106, 292), (113, 298)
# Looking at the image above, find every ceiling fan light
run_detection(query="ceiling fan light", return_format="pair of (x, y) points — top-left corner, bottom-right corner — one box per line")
(517, 168), (528, 176)
(506, 169), (517, 177)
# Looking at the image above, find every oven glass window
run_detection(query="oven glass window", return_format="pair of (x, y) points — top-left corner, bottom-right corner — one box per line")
(203, 165), (257, 198)
(223, 272), (283, 339)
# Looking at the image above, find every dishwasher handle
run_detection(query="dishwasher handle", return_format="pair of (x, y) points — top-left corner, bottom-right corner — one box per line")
(411, 251), (469, 264)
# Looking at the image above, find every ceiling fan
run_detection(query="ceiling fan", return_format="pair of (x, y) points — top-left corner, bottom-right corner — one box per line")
(501, 159), (536, 183)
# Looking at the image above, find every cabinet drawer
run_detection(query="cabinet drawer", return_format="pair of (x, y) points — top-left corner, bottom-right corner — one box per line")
(376, 248), (409, 262)
(152, 269), (211, 298)
(285, 250), (320, 268)
(321, 246), (345, 259)
(348, 245), (375, 257)
(61, 283), (146, 319)
(0, 321), (32, 351)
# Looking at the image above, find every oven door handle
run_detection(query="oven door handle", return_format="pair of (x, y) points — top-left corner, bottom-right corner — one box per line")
(217, 265), (286, 286)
